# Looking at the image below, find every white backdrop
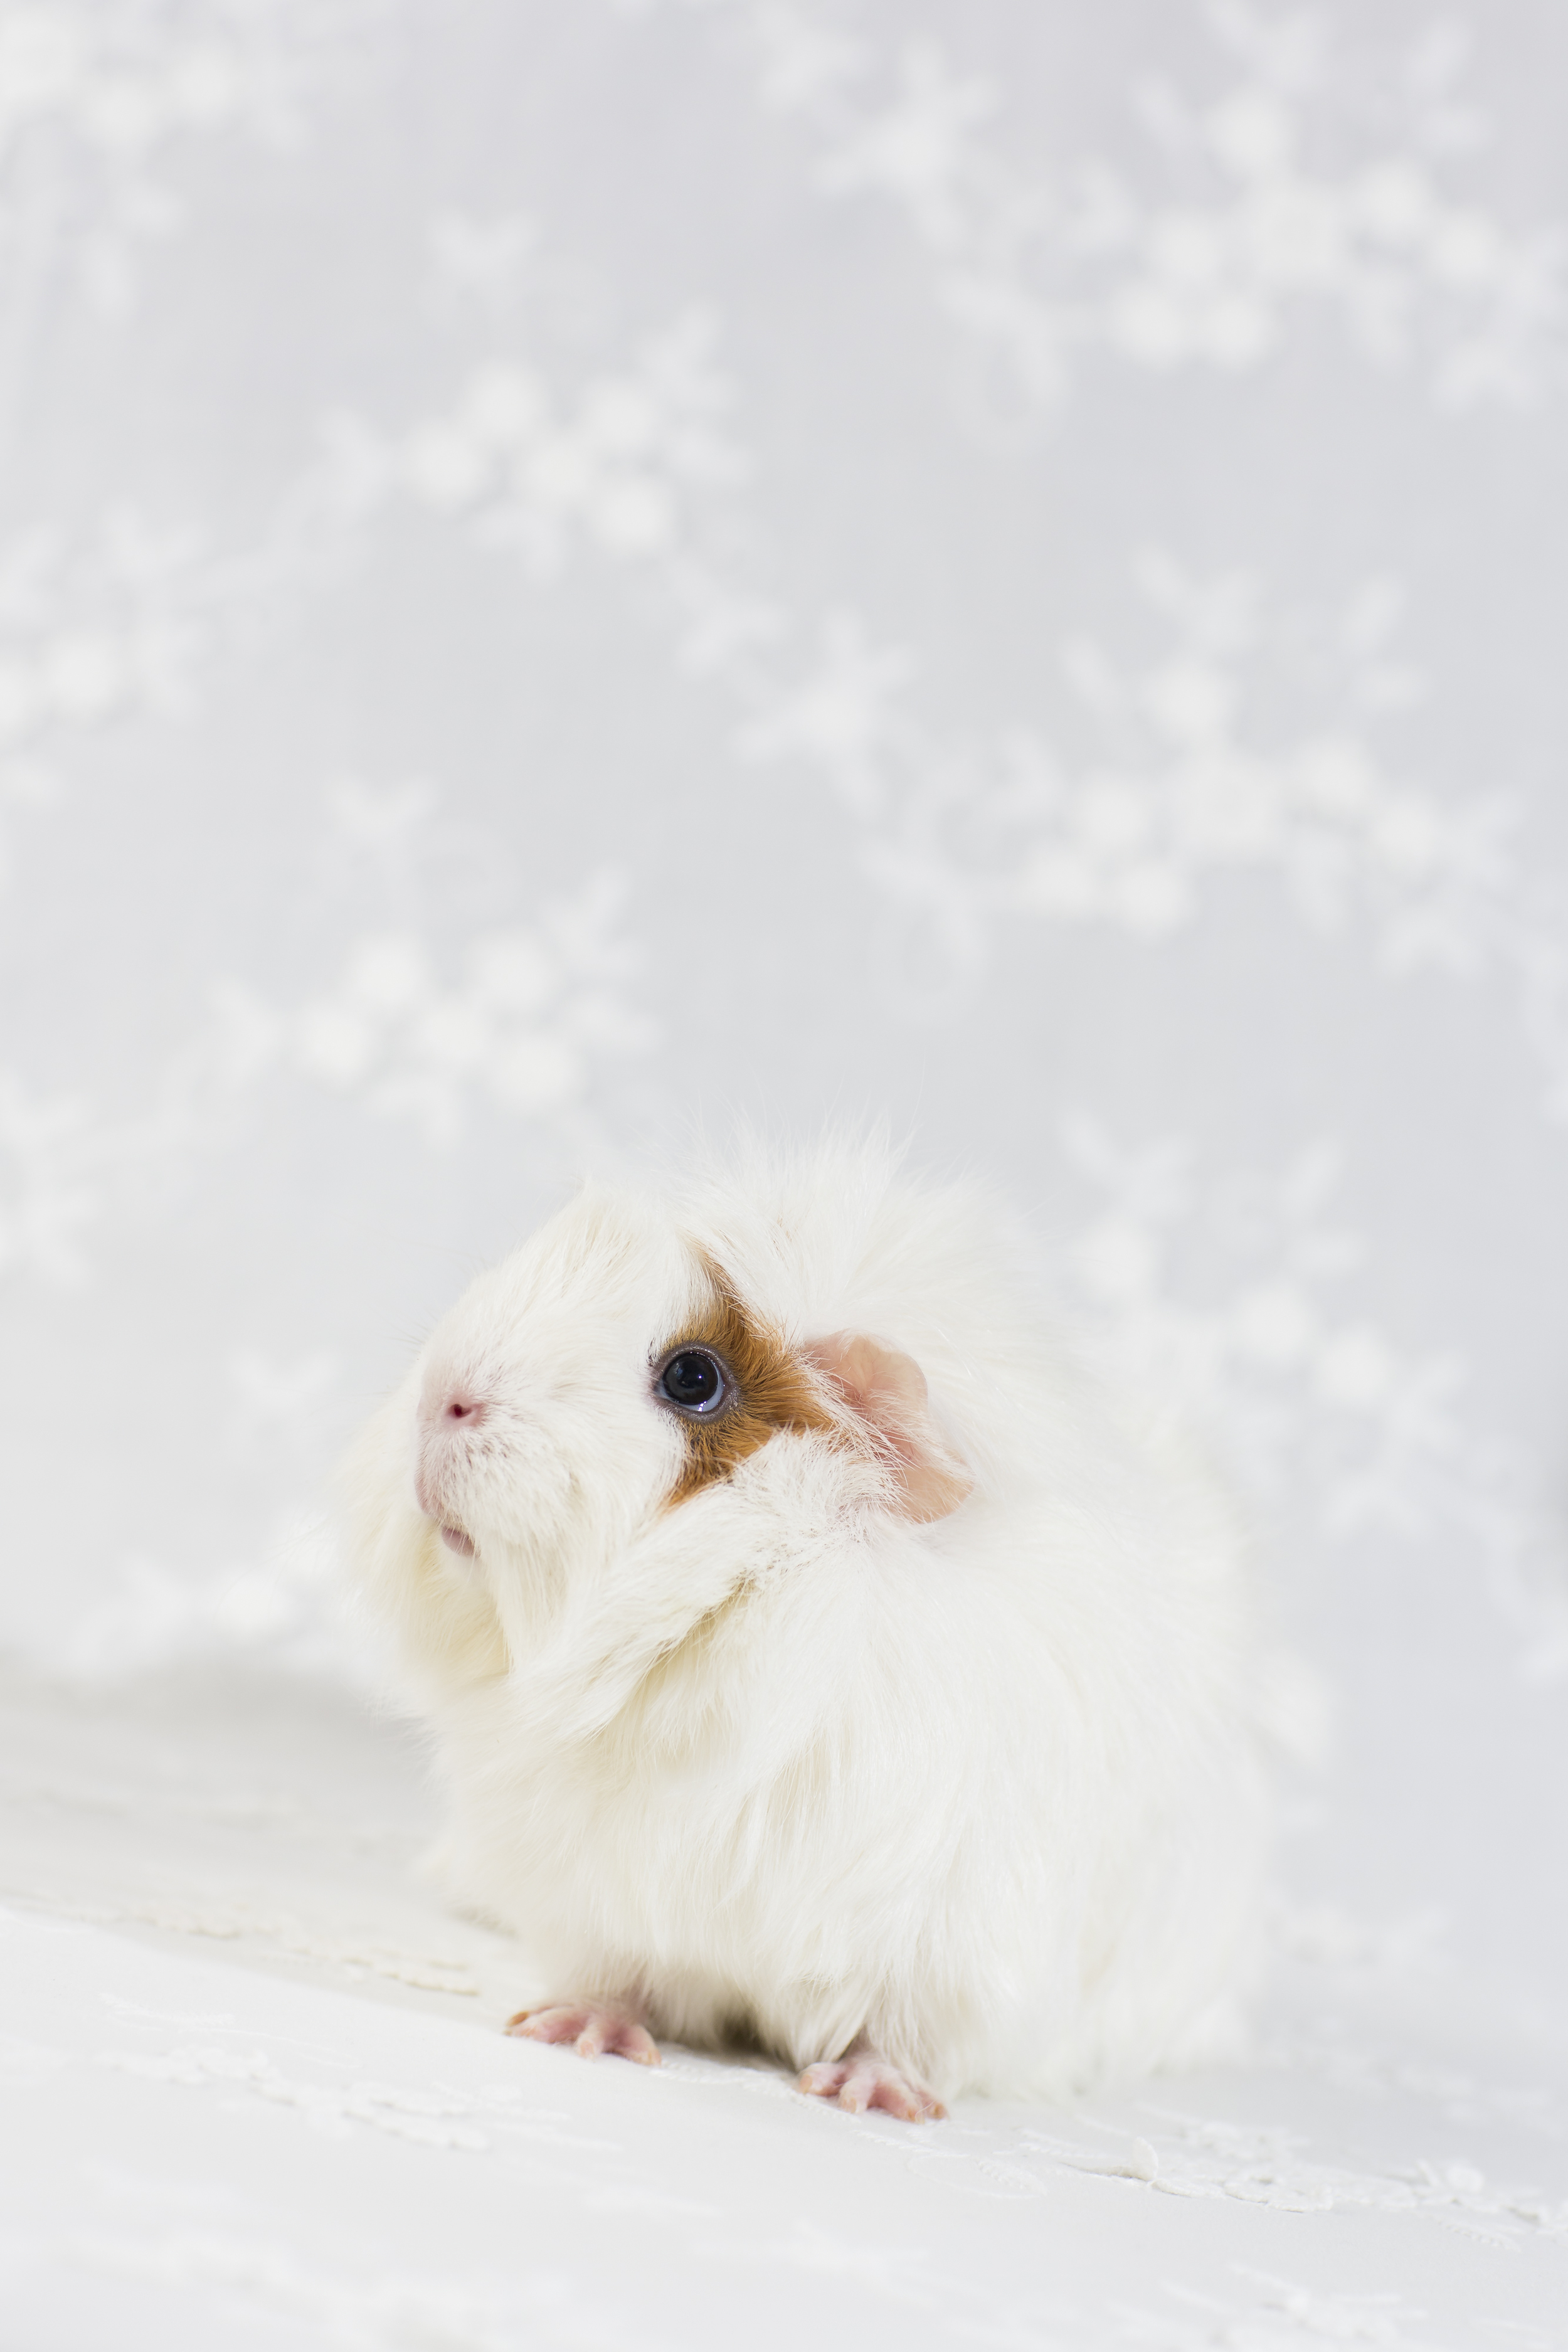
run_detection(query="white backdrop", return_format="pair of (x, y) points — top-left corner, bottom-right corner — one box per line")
(4, 0), (1568, 2029)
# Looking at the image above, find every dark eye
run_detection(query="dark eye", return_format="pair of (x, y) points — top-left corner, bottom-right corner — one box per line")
(655, 1347), (729, 1417)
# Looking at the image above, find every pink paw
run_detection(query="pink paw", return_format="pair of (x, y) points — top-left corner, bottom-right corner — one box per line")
(505, 2003), (660, 2065)
(797, 2053), (946, 2121)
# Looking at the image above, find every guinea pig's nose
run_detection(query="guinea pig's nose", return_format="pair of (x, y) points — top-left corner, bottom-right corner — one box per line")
(419, 1375), (489, 1434)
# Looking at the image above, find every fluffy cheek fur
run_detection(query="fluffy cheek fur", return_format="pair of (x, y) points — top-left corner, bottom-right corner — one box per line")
(341, 1384), (509, 1705)
(346, 1330), (691, 1705)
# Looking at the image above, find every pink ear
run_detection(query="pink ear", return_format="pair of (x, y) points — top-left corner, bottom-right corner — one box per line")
(803, 1332), (974, 1524)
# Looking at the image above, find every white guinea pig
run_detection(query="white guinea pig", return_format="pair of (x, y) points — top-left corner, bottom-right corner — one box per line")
(342, 1139), (1267, 2119)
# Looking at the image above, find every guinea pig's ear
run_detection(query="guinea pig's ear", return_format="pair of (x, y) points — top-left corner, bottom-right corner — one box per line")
(802, 1332), (974, 1523)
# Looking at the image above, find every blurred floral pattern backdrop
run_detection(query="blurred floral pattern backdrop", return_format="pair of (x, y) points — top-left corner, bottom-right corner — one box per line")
(4, 0), (1567, 2006)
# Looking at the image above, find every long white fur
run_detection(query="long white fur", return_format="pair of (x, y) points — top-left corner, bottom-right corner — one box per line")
(342, 1139), (1268, 2102)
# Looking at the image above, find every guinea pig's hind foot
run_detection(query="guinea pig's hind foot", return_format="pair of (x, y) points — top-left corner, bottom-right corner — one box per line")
(797, 2044), (946, 2122)
(504, 2002), (660, 2065)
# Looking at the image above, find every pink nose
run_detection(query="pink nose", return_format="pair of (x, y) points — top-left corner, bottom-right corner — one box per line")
(414, 1374), (488, 1525)
(419, 1380), (488, 1434)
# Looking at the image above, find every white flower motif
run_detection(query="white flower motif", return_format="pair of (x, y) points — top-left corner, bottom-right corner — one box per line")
(0, 512), (203, 842)
(1041, 2109), (1568, 2245)
(0, 0), (382, 315)
(0, 977), (281, 1288)
(815, 39), (995, 247)
(0, 482), (384, 881)
(734, 610), (914, 814)
(750, 7), (864, 115)
(1061, 1115), (1568, 1685)
(329, 310), (744, 581)
(426, 209), (539, 317)
(282, 872), (655, 1148)
(638, 0), (1568, 415)
(3, 781), (656, 1281)
(723, 547), (1568, 1125)
(346, 235), (1568, 1130)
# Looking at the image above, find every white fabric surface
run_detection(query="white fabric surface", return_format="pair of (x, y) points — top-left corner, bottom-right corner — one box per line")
(4, 1668), (1567, 2351)
(3, 0), (1567, 2338)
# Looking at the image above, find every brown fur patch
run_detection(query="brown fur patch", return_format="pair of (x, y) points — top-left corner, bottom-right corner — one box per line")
(661, 1259), (838, 1507)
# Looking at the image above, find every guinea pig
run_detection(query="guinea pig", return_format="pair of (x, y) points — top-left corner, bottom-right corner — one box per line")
(342, 1139), (1267, 2119)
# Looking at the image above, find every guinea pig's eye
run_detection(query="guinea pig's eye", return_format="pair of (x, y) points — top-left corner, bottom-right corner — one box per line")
(654, 1347), (731, 1417)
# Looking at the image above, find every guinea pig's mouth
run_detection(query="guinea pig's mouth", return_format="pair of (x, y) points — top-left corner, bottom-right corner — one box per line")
(414, 1460), (478, 1557)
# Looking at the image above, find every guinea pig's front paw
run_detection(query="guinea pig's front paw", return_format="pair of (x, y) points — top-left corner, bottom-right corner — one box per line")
(797, 2048), (946, 2122)
(504, 2002), (660, 2066)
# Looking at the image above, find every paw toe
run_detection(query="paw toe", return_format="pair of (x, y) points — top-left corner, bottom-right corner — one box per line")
(505, 2003), (659, 2067)
(797, 2052), (945, 2122)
